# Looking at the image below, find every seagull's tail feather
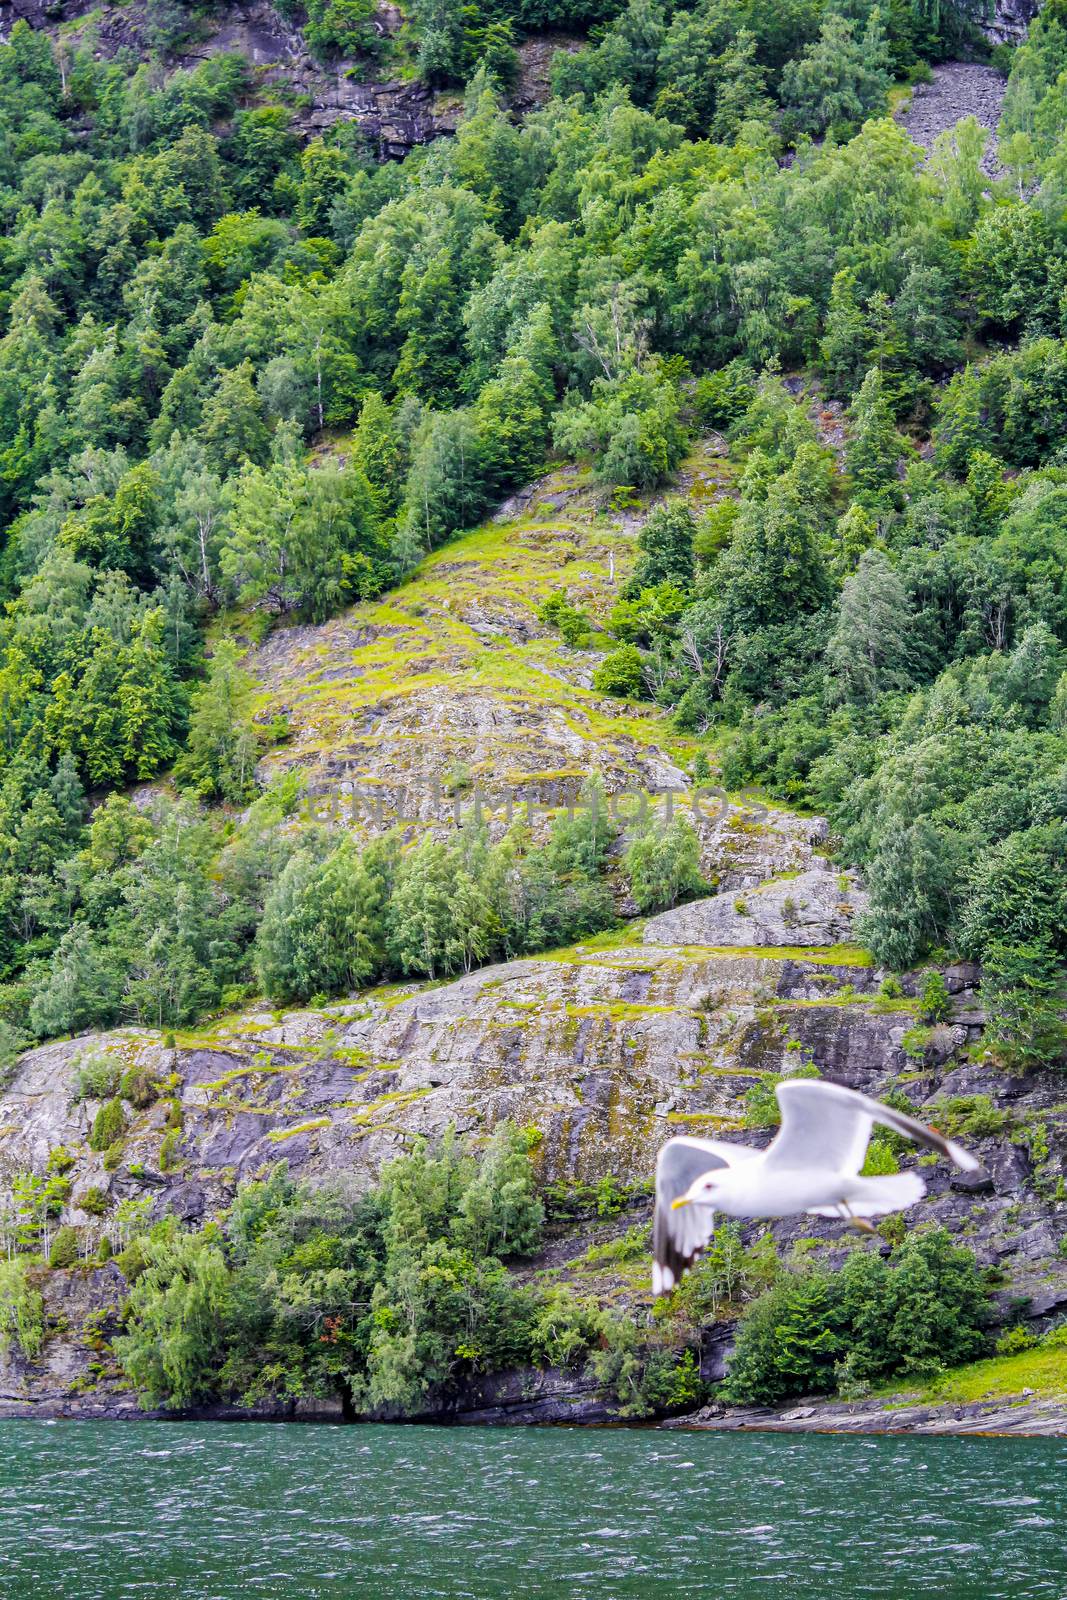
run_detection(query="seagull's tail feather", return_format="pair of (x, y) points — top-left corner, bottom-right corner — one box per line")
(842, 1171), (926, 1216)
(808, 1172), (927, 1218)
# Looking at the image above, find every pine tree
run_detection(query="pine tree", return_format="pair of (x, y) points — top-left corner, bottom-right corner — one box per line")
(825, 549), (916, 703)
(175, 641), (258, 805)
(353, 391), (403, 517)
(846, 368), (904, 507)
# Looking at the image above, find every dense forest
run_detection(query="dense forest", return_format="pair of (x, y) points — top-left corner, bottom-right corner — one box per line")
(0, 0), (1064, 1074)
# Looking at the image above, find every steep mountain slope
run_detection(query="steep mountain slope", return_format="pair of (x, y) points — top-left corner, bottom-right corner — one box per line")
(2, 472), (1065, 1421)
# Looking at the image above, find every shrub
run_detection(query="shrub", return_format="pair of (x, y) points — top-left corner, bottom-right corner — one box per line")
(900, 1025), (932, 1064)
(159, 1128), (182, 1172)
(119, 1067), (163, 1109)
(919, 971), (951, 1024)
(929, 1094), (1011, 1140)
(0, 1259), (45, 1361)
(623, 817), (706, 913)
(77, 1186), (109, 1217)
(861, 1137), (899, 1176)
(48, 1226), (79, 1270)
(75, 1054), (120, 1103)
(719, 1268), (844, 1406)
(639, 1347), (706, 1413)
(995, 1324), (1037, 1356)
(89, 1098), (125, 1152)
(593, 644), (646, 698)
(103, 1140), (125, 1172)
(539, 590), (591, 647)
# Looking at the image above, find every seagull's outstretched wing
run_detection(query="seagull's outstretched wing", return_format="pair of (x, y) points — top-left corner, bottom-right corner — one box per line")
(652, 1135), (758, 1295)
(765, 1079), (980, 1175)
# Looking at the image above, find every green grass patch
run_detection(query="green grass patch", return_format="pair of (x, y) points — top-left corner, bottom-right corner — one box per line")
(884, 1345), (1067, 1406)
(267, 1117), (330, 1142)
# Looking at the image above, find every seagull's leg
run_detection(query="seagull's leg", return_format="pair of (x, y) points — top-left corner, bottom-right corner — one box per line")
(839, 1201), (877, 1236)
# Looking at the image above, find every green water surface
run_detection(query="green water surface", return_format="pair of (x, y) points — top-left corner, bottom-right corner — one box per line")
(1, 1420), (1064, 1599)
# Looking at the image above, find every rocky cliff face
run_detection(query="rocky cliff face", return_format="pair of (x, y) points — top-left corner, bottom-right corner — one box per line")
(2, 458), (1065, 1422)
(0, 0), (573, 155)
(985, 0), (1040, 44)
(4, 861), (1066, 1419)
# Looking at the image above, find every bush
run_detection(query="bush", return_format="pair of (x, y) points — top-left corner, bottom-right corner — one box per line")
(861, 1137), (899, 1176)
(919, 971), (951, 1024)
(119, 1067), (164, 1109)
(75, 1054), (120, 1103)
(929, 1094), (1011, 1140)
(539, 590), (592, 647)
(0, 1259), (45, 1361)
(593, 644), (646, 698)
(76, 1186), (109, 1217)
(623, 816), (706, 913)
(48, 1225), (79, 1269)
(89, 1098), (125, 1152)
(995, 1324), (1037, 1356)
(159, 1128), (182, 1172)
(638, 1346), (706, 1413)
(103, 1140), (125, 1172)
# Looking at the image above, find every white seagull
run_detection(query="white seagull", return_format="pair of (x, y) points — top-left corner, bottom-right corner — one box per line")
(652, 1078), (981, 1296)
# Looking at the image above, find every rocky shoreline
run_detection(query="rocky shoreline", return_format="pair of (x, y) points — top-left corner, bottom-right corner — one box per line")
(666, 1394), (1067, 1438)
(5, 1388), (1066, 1437)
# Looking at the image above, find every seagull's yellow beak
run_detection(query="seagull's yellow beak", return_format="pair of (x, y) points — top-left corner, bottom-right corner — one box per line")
(671, 1197), (690, 1210)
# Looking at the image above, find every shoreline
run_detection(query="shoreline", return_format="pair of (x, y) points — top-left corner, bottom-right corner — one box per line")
(664, 1393), (1067, 1438)
(3, 1392), (1066, 1437)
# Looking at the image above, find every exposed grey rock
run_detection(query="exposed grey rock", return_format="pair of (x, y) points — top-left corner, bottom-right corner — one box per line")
(643, 865), (867, 949)
(666, 1392), (1067, 1437)
(897, 63), (1009, 178)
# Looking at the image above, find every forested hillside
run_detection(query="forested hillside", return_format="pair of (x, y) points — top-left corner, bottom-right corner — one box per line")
(0, 0), (1065, 1426)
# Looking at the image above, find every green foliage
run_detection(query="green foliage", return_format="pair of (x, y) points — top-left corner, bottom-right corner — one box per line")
(174, 642), (258, 805)
(623, 816), (706, 913)
(48, 1225), (79, 1269)
(721, 1229), (992, 1406)
(995, 1324), (1037, 1356)
(669, 1222), (779, 1323)
(539, 590), (592, 647)
(0, 3), (1062, 1067)
(861, 1137), (899, 1177)
(0, 1258), (45, 1361)
(114, 1221), (231, 1407)
(74, 1054), (121, 1103)
(119, 1066), (163, 1109)
(115, 1126), (548, 1414)
(553, 366), (687, 490)
(593, 644), (647, 699)
(924, 1095), (1011, 1141)
(623, 501), (696, 598)
(919, 971), (951, 1024)
(76, 1186), (109, 1218)
(88, 1098), (124, 1153)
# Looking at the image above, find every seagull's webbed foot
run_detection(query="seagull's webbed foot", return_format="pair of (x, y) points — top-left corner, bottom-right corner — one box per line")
(840, 1203), (877, 1236)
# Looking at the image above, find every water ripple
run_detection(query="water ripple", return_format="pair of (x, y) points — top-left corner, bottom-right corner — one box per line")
(0, 1421), (1065, 1598)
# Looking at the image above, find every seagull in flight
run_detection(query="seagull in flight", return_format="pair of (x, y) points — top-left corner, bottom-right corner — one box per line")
(652, 1078), (980, 1296)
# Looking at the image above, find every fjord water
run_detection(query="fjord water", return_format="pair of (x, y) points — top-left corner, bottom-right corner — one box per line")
(2, 1422), (1065, 1600)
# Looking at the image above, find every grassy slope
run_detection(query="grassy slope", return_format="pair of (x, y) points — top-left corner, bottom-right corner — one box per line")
(246, 455), (740, 812)
(886, 1346), (1067, 1407)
